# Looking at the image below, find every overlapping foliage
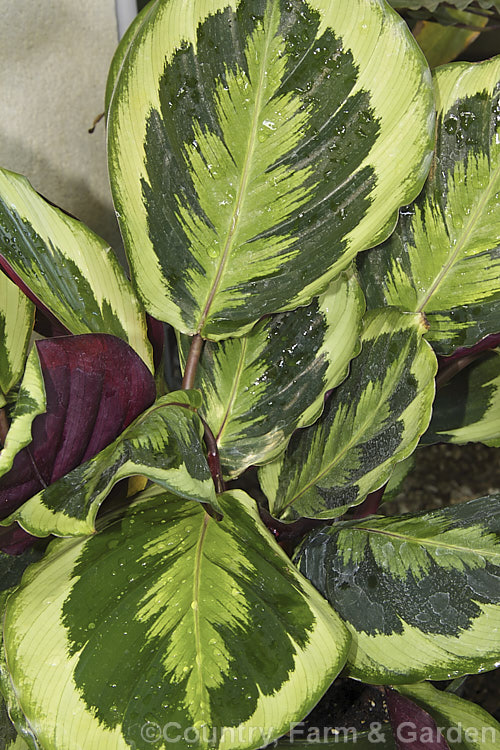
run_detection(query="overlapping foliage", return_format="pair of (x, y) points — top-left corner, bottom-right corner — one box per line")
(1, 1), (500, 748)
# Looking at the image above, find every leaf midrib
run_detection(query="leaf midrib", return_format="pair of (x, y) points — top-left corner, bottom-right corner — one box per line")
(416, 150), (500, 313)
(192, 511), (211, 720)
(197, 3), (278, 333)
(216, 338), (248, 446)
(351, 524), (500, 562)
(278, 332), (422, 514)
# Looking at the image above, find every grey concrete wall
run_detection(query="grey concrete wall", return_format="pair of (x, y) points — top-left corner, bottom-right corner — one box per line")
(0, 1), (122, 249)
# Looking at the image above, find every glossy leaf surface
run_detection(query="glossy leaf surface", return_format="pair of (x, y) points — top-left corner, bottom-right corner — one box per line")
(298, 496), (500, 683)
(397, 682), (500, 750)
(423, 349), (500, 447)
(359, 57), (500, 356)
(180, 270), (364, 478)
(0, 275), (34, 409)
(0, 168), (153, 369)
(0, 335), (156, 523)
(3, 488), (350, 750)
(5, 391), (217, 537)
(260, 309), (436, 520)
(109, 0), (434, 339)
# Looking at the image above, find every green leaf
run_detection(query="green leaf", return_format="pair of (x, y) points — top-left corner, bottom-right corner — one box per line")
(0, 692), (24, 750)
(3, 487), (350, 750)
(109, 0), (434, 340)
(413, 11), (488, 69)
(4, 738), (30, 750)
(0, 349), (46, 478)
(0, 545), (43, 596)
(359, 56), (500, 356)
(423, 349), (500, 447)
(0, 169), (153, 370)
(0, 595), (38, 750)
(260, 308), (437, 520)
(0, 276), (34, 409)
(298, 495), (500, 684)
(180, 270), (364, 478)
(397, 682), (500, 750)
(382, 454), (416, 504)
(3, 391), (218, 537)
(0, 697), (31, 750)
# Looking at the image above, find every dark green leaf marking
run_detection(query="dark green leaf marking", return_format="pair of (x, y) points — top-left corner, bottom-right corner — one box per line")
(359, 81), (500, 355)
(180, 271), (364, 478)
(261, 309), (435, 520)
(0, 208), (128, 342)
(298, 495), (500, 681)
(423, 349), (500, 446)
(7, 393), (217, 536)
(62, 494), (315, 739)
(141, 0), (378, 336)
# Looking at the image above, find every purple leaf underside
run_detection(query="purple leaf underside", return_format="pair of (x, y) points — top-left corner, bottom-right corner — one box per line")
(385, 688), (450, 750)
(0, 334), (156, 527)
(0, 523), (38, 556)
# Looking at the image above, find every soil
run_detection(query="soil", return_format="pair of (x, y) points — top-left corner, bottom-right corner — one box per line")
(384, 442), (500, 517)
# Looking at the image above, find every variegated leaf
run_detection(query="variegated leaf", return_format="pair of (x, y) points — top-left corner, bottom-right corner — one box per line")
(2, 487), (349, 750)
(0, 697), (31, 750)
(0, 543), (42, 595)
(382, 454), (416, 504)
(359, 57), (500, 357)
(0, 168), (153, 370)
(0, 348), (46, 479)
(108, 0), (434, 340)
(298, 496), (500, 684)
(4, 391), (217, 537)
(180, 270), (364, 478)
(259, 309), (437, 520)
(0, 275), (34, 409)
(0, 592), (37, 750)
(0, 693), (26, 750)
(423, 348), (500, 447)
(397, 682), (500, 750)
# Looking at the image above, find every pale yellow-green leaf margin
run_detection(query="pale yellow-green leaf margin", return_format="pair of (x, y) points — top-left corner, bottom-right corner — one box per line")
(0, 275), (34, 408)
(0, 168), (153, 371)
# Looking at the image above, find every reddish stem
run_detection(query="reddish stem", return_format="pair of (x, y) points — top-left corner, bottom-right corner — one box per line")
(201, 417), (225, 494)
(182, 334), (203, 390)
(0, 407), (8, 447)
(258, 506), (329, 556)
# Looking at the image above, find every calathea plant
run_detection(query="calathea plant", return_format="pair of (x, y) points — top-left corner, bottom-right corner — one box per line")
(0, 0), (500, 748)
